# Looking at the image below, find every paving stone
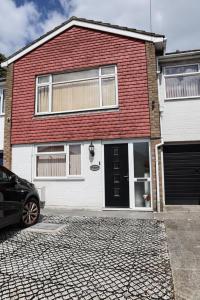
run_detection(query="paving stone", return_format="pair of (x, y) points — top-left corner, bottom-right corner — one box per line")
(0, 215), (175, 299)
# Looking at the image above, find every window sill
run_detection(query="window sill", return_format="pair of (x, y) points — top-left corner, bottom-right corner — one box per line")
(34, 105), (119, 117)
(165, 96), (200, 101)
(34, 176), (85, 181)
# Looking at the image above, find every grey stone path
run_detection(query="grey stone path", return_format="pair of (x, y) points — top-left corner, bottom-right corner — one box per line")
(0, 215), (174, 299)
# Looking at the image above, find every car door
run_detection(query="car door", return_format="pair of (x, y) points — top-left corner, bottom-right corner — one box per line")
(0, 168), (23, 228)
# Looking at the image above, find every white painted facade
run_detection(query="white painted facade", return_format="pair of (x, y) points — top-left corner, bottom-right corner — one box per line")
(158, 58), (200, 142)
(12, 139), (153, 210)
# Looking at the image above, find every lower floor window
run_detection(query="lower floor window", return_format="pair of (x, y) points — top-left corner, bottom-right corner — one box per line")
(36, 144), (81, 177)
(69, 145), (81, 175)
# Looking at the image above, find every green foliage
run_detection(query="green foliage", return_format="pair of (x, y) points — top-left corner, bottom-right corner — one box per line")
(0, 53), (6, 78)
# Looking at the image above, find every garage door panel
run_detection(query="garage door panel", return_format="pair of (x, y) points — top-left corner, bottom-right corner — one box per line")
(164, 145), (200, 205)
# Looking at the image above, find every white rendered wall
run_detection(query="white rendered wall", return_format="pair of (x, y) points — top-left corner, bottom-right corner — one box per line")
(0, 116), (4, 150)
(158, 71), (200, 142)
(12, 142), (104, 209)
(160, 99), (200, 142)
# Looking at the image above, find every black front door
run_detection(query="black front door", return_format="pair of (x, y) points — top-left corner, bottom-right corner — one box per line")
(104, 144), (129, 207)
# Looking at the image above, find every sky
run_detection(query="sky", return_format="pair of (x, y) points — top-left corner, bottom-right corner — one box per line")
(0, 0), (199, 56)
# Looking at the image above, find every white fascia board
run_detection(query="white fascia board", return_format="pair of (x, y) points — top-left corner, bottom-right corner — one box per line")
(158, 51), (200, 63)
(1, 20), (164, 68)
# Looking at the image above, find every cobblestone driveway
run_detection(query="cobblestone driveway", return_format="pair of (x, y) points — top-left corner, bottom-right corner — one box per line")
(0, 216), (174, 300)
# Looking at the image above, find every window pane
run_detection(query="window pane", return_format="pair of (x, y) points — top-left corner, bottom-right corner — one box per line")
(38, 76), (50, 84)
(166, 74), (200, 98)
(53, 69), (99, 83)
(101, 66), (115, 75)
(37, 145), (64, 153)
(0, 169), (9, 182)
(36, 154), (66, 177)
(37, 86), (49, 112)
(135, 182), (151, 207)
(102, 77), (116, 106)
(134, 142), (150, 178)
(165, 65), (198, 75)
(52, 79), (100, 112)
(69, 145), (81, 175)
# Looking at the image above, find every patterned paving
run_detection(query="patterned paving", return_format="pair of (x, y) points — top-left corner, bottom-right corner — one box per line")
(0, 216), (174, 299)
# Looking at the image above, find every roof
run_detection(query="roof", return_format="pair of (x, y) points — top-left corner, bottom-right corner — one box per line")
(1, 16), (165, 68)
(158, 48), (200, 63)
(166, 49), (200, 55)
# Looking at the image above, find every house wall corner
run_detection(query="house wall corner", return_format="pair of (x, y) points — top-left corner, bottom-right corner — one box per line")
(3, 63), (13, 169)
(145, 42), (164, 211)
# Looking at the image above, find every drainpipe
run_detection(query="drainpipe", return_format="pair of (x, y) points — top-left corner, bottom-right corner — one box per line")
(155, 139), (164, 212)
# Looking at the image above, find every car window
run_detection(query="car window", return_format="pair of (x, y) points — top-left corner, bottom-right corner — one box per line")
(0, 169), (10, 183)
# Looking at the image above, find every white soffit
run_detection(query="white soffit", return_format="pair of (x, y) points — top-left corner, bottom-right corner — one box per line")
(1, 19), (164, 67)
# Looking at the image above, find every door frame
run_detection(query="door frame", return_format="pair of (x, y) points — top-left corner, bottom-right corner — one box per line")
(102, 139), (153, 211)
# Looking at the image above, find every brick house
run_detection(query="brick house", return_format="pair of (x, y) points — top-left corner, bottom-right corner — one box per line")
(1, 17), (165, 210)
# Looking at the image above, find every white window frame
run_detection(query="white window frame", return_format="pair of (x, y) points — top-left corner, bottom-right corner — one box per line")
(35, 65), (118, 115)
(164, 63), (200, 100)
(0, 88), (5, 115)
(34, 143), (83, 180)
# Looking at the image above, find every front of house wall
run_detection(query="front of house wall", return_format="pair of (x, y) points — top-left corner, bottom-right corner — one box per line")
(12, 139), (154, 210)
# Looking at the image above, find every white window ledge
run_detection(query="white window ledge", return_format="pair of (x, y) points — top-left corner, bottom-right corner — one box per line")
(35, 105), (119, 117)
(34, 176), (85, 181)
(165, 96), (200, 101)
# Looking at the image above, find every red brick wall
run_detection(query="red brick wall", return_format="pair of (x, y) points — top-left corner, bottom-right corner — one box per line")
(12, 26), (151, 144)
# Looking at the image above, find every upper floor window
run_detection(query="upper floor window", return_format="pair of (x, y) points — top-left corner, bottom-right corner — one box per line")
(36, 65), (118, 114)
(164, 64), (200, 99)
(0, 88), (5, 115)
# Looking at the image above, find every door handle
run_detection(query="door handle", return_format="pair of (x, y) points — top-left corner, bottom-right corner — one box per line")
(123, 175), (129, 181)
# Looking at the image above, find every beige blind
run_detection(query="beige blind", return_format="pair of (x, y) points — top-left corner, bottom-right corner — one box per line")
(102, 78), (116, 106)
(52, 79), (99, 112)
(69, 145), (81, 175)
(38, 86), (49, 112)
(37, 154), (66, 177)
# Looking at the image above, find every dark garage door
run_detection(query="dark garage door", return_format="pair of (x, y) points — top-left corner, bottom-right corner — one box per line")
(164, 144), (200, 205)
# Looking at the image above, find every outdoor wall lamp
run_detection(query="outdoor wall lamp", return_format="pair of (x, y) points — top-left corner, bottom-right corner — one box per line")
(89, 142), (95, 157)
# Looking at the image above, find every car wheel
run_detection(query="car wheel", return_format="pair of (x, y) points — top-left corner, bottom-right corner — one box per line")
(21, 198), (40, 227)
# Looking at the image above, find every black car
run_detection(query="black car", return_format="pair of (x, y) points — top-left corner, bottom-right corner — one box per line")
(0, 165), (42, 229)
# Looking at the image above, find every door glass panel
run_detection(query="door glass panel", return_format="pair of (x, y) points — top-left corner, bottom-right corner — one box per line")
(113, 188), (120, 197)
(114, 175), (120, 183)
(135, 182), (151, 207)
(113, 148), (119, 156)
(134, 142), (150, 178)
(113, 162), (119, 169)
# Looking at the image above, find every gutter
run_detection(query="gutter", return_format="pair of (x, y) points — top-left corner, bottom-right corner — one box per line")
(155, 139), (164, 212)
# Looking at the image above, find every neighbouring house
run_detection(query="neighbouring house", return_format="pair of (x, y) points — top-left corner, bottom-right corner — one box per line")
(1, 17), (165, 210)
(0, 77), (5, 165)
(158, 50), (200, 206)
